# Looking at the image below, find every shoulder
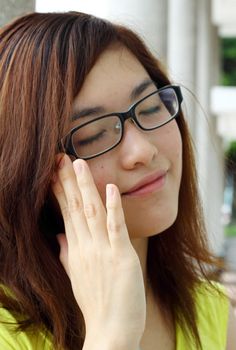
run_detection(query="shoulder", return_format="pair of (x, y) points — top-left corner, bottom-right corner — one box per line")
(195, 282), (230, 334)
(195, 281), (234, 350)
(194, 280), (229, 318)
(0, 306), (53, 349)
(176, 281), (230, 350)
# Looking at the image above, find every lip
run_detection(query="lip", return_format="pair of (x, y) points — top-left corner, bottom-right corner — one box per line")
(123, 170), (167, 197)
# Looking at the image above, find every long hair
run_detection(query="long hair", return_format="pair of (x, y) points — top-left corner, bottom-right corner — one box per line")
(0, 12), (218, 349)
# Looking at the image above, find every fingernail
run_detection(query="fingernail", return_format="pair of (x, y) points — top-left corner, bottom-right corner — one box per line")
(106, 184), (115, 198)
(58, 156), (65, 169)
(73, 160), (83, 174)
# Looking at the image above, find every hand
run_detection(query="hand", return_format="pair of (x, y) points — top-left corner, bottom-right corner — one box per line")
(52, 155), (146, 347)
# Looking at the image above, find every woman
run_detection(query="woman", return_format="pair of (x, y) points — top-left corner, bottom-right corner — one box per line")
(0, 11), (235, 350)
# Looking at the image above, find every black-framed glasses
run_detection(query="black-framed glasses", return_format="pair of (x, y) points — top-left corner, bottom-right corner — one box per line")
(60, 84), (183, 160)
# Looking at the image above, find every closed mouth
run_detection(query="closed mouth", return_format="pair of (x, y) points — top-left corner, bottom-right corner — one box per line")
(123, 171), (167, 197)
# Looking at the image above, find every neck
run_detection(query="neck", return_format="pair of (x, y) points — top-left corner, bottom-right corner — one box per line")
(131, 237), (176, 350)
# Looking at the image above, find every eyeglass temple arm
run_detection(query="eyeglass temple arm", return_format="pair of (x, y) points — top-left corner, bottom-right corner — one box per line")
(173, 85), (183, 105)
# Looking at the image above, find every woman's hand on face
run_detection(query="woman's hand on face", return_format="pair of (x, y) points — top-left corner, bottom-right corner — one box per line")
(52, 154), (146, 347)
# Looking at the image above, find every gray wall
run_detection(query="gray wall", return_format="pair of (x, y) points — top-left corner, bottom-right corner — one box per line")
(0, 0), (35, 27)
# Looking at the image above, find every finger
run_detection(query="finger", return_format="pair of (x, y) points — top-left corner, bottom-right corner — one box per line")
(57, 233), (70, 277)
(73, 159), (109, 247)
(56, 154), (91, 246)
(51, 173), (75, 244)
(106, 184), (131, 254)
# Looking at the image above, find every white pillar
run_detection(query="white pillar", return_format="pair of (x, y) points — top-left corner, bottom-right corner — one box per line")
(167, 0), (197, 134)
(195, 0), (225, 255)
(51, 0), (168, 62)
(0, 0), (35, 27)
(205, 119), (225, 255)
(100, 0), (168, 62)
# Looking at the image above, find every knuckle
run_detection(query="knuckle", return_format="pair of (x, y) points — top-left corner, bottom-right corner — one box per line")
(107, 220), (122, 233)
(67, 197), (82, 214)
(52, 182), (64, 197)
(59, 170), (71, 183)
(60, 205), (71, 221)
(106, 200), (117, 210)
(78, 176), (89, 186)
(83, 203), (97, 219)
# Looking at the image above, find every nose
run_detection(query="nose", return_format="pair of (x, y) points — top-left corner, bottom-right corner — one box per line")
(119, 120), (158, 169)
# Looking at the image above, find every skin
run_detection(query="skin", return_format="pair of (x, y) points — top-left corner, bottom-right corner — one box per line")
(52, 46), (182, 349)
(72, 46), (183, 242)
(52, 46), (236, 349)
(71, 45), (183, 290)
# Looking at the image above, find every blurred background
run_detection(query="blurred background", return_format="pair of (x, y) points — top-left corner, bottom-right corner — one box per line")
(0, 0), (236, 303)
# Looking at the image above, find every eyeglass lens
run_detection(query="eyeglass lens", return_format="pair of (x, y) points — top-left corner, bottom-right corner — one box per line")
(71, 87), (178, 158)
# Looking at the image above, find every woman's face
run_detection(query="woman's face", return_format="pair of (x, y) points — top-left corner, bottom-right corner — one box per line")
(72, 46), (182, 238)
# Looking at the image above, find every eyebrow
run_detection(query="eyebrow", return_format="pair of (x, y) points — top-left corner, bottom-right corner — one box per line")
(130, 78), (154, 100)
(71, 106), (105, 121)
(71, 78), (155, 121)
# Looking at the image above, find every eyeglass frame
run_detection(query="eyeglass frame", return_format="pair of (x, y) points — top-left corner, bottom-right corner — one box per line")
(60, 84), (183, 160)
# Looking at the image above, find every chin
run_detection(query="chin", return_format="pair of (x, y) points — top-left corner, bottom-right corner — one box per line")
(128, 207), (178, 239)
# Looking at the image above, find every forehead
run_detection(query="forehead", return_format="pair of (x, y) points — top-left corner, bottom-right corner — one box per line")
(73, 46), (151, 112)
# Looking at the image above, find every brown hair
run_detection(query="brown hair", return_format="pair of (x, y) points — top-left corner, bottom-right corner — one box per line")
(0, 12), (218, 349)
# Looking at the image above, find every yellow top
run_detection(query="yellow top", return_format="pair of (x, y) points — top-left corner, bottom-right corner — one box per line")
(0, 306), (52, 349)
(176, 282), (229, 349)
(0, 283), (229, 349)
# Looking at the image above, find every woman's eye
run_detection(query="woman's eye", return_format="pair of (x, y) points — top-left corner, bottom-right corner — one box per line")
(139, 105), (161, 115)
(76, 129), (106, 146)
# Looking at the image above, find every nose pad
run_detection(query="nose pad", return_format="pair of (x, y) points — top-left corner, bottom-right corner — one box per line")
(123, 117), (143, 135)
(114, 119), (122, 133)
(125, 117), (138, 129)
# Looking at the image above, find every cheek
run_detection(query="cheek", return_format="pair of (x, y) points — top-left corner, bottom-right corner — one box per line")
(171, 135), (182, 184)
(163, 121), (182, 163)
(156, 122), (182, 190)
(87, 162), (114, 204)
(173, 129), (182, 171)
(152, 123), (181, 165)
(170, 136), (182, 171)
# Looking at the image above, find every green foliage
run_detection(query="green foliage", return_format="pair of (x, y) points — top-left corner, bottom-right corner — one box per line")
(225, 140), (236, 173)
(226, 140), (236, 163)
(225, 141), (236, 221)
(221, 37), (236, 86)
(224, 223), (236, 237)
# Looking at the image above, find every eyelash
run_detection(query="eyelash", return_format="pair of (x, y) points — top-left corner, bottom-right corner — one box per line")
(139, 105), (160, 114)
(77, 129), (106, 146)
